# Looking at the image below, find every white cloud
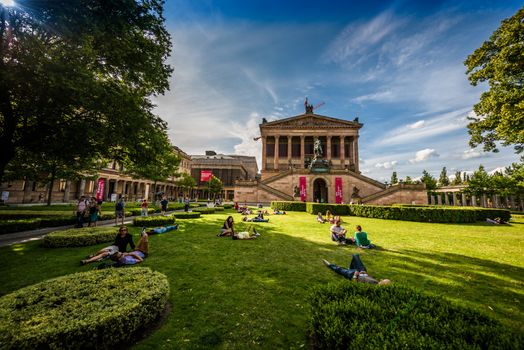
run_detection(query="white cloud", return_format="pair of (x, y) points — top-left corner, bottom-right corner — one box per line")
(352, 90), (394, 104)
(374, 160), (398, 169)
(407, 120), (425, 129)
(462, 149), (484, 159)
(410, 148), (439, 163)
(230, 113), (263, 169)
(489, 167), (506, 175)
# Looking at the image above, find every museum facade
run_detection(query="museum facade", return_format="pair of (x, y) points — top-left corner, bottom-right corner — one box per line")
(234, 106), (428, 205)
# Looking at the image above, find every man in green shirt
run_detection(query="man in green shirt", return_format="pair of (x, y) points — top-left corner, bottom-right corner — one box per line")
(355, 225), (375, 249)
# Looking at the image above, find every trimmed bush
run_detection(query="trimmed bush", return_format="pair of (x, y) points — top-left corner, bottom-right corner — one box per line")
(270, 201), (306, 212)
(191, 207), (216, 214)
(43, 227), (117, 248)
(308, 282), (523, 350)
(0, 268), (169, 349)
(0, 210), (77, 219)
(0, 219), (41, 234)
(167, 202), (185, 210)
(130, 208), (156, 216)
(219, 204), (233, 209)
(349, 205), (477, 223)
(133, 216), (176, 227)
(213, 206), (225, 212)
(306, 203), (350, 216)
(173, 212), (201, 219)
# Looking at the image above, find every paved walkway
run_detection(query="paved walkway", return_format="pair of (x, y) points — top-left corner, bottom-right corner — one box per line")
(0, 212), (175, 247)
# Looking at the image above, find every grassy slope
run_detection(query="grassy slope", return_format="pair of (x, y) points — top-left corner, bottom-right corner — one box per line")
(0, 210), (522, 349)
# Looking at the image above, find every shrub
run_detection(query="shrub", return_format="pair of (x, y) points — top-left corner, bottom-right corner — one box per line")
(130, 208), (156, 216)
(219, 204), (233, 209)
(0, 268), (169, 349)
(43, 227), (117, 248)
(191, 207), (216, 214)
(133, 216), (176, 227)
(348, 205), (480, 223)
(270, 201), (306, 212)
(0, 219), (41, 234)
(168, 203), (185, 210)
(0, 210), (76, 219)
(306, 203), (350, 216)
(308, 282), (523, 350)
(213, 206), (225, 212)
(173, 212), (201, 219)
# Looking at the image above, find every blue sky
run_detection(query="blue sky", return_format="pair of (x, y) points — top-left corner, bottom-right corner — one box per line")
(153, 0), (523, 182)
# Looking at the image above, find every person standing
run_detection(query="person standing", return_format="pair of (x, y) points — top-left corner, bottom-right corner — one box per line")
(115, 198), (125, 225)
(141, 199), (149, 216)
(75, 196), (88, 228)
(184, 196), (190, 212)
(160, 196), (169, 215)
(89, 198), (100, 227)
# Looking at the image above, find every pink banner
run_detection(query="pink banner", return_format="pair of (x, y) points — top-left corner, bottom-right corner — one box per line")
(335, 177), (343, 204)
(96, 179), (105, 201)
(200, 170), (212, 182)
(299, 176), (307, 202)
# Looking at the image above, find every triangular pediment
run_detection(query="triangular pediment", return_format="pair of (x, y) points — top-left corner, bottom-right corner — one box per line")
(260, 113), (362, 129)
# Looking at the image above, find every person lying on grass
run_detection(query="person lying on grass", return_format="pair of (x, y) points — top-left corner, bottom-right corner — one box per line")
(142, 224), (179, 235)
(111, 232), (149, 265)
(232, 226), (260, 240)
(322, 254), (391, 285)
(218, 216), (235, 237)
(486, 217), (508, 224)
(273, 209), (286, 215)
(81, 245), (119, 265)
(354, 225), (375, 249)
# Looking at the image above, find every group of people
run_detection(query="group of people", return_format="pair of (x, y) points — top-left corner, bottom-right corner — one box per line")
(316, 210), (341, 224)
(330, 220), (375, 249)
(76, 196), (102, 228)
(218, 216), (260, 240)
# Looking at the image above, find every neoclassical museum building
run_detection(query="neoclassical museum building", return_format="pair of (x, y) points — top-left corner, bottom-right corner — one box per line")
(234, 104), (428, 205)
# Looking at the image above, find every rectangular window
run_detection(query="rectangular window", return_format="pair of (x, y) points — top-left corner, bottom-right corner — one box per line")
(332, 144), (339, 158)
(292, 143), (301, 158)
(279, 142), (287, 157)
(266, 143), (275, 157)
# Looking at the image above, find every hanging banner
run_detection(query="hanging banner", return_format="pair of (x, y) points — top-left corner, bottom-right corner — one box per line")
(200, 170), (212, 182)
(299, 176), (307, 202)
(335, 177), (343, 204)
(96, 179), (105, 201)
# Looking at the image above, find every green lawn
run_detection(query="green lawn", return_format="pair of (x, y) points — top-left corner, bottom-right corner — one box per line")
(0, 210), (523, 348)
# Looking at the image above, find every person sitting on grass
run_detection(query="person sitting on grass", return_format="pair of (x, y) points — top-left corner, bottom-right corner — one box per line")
(111, 232), (149, 265)
(81, 245), (119, 265)
(317, 212), (326, 223)
(114, 225), (135, 252)
(355, 225), (375, 249)
(322, 254), (391, 285)
(273, 209), (286, 215)
(252, 211), (269, 222)
(330, 220), (355, 245)
(218, 216), (235, 237)
(325, 210), (333, 224)
(232, 226), (260, 240)
(142, 224), (179, 235)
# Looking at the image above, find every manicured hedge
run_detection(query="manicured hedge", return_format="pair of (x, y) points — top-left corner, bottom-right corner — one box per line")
(173, 212), (201, 219)
(133, 216), (176, 227)
(0, 219), (41, 234)
(213, 206), (225, 212)
(308, 282), (523, 350)
(306, 203), (351, 216)
(219, 204), (233, 209)
(191, 207), (216, 214)
(129, 208), (157, 216)
(270, 201), (306, 212)
(0, 268), (169, 349)
(43, 227), (117, 248)
(473, 208), (511, 222)
(167, 202), (185, 210)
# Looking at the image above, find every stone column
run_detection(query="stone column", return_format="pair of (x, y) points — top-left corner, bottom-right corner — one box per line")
(261, 136), (267, 171)
(340, 136), (345, 168)
(444, 192), (449, 205)
(287, 135), (292, 166)
(300, 136), (305, 169)
(492, 194), (498, 208)
(63, 180), (71, 202)
(437, 194), (442, 205)
(429, 195), (434, 205)
(354, 136), (359, 172)
(326, 135), (332, 161)
(471, 195), (477, 207)
(510, 196), (515, 210)
(79, 179), (86, 197)
(348, 137), (353, 166)
(23, 180), (33, 203)
(452, 192), (457, 206)
(462, 193), (467, 206)
(103, 179), (110, 201)
(274, 135), (280, 170)
(481, 194), (487, 207)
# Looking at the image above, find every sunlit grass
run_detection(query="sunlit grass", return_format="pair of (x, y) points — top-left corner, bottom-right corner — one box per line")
(0, 209), (522, 348)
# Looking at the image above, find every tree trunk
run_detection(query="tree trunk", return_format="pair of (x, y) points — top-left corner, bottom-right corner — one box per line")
(46, 171), (56, 206)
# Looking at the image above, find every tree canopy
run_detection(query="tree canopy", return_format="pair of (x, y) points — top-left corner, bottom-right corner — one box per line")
(0, 0), (173, 183)
(421, 170), (437, 191)
(390, 172), (398, 185)
(464, 7), (524, 154)
(438, 167), (450, 186)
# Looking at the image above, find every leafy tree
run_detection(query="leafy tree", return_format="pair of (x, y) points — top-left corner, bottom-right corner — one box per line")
(208, 175), (223, 199)
(464, 7), (524, 154)
(464, 165), (492, 196)
(176, 173), (197, 197)
(421, 170), (437, 191)
(404, 176), (413, 184)
(451, 171), (463, 185)
(390, 172), (398, 185)
(0, 0), (173, 183)
(505, 162), (524, 195)
(438, 167), (450, 186)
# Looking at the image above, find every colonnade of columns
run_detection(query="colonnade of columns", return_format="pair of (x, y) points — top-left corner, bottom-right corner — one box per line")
(429, 192), (523, 209)
(261, 134), (359, 172)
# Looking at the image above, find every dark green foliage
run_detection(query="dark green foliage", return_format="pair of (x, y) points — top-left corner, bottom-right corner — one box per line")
(129, 208), (157, 216)
(308, 282), (523, 350)
(219, 204), (233, 209)
(270, 201), (307, 212)
(348, 205), (511, 223)
(133, 216), (176, 227)
(43, 227), (116, 248)
(306, 203), (350, 216)
(191, 207), (216, 214)
(0, 268), (169, 349)
(173, 212), (201, 219)
(168, 203), (185, 210)
(213, 207), (225, 212)
(0, 219), (41, 234)
(0, 210), (116, 220)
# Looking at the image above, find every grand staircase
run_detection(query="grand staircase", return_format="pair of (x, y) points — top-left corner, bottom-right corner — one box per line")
(258, 182), (294, 201)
